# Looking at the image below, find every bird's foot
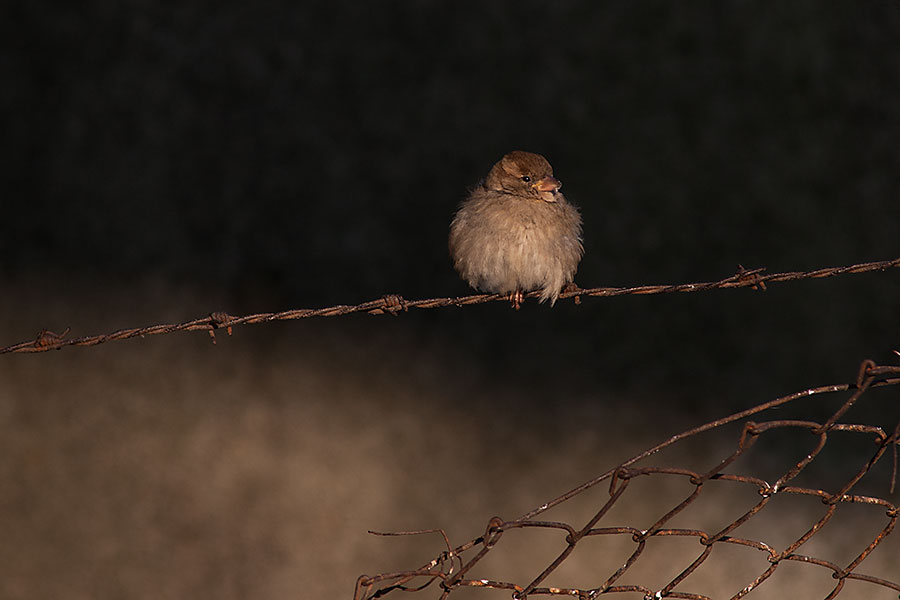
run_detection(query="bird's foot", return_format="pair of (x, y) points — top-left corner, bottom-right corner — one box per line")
(508, 289), (524, 310)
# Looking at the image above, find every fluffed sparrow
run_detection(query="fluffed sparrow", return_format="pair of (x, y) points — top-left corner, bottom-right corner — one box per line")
(449, 151), (583, 309)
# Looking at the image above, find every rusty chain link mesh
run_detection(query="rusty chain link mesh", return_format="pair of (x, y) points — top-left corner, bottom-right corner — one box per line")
(355, 360), (900, 600)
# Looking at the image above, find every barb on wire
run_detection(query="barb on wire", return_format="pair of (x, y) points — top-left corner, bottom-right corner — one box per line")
(3, 256), (899, 355)
(355, 360), (900, 600)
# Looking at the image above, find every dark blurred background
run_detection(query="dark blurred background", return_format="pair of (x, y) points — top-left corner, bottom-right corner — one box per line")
(3, 1), (900, 395)
(2, 2), (900, 598)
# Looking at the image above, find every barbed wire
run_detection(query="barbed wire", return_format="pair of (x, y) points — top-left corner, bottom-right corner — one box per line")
(2, 256), (898, 355)
(355, 359), (900, 600)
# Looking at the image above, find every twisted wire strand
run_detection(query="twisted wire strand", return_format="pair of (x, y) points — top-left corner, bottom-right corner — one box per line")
(3, 256), (898, 354)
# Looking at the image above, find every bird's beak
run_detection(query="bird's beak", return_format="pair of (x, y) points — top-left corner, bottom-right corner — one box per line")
(532, 177), (562, 201)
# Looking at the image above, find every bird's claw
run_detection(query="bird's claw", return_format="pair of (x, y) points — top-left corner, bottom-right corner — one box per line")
(509, 289), (523, 310)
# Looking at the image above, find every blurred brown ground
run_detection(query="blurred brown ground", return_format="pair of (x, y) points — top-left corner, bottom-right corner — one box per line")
(1, 278), (898, 599)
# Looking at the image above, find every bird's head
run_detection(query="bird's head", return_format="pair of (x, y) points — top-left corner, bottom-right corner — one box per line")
(484, 150), (562, 202)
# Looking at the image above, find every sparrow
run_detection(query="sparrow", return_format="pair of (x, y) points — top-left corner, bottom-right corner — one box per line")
(449, 151), (583, 309)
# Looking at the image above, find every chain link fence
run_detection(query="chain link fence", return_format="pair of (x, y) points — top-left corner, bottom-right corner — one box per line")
(355, 360), (900, 600)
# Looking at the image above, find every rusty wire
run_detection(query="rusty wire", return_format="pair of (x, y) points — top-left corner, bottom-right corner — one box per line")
(2, 256), (899, 355)
(355, 360), (900, 600)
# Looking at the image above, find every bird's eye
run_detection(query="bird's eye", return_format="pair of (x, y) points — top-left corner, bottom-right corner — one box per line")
(520, 175), (532, 183)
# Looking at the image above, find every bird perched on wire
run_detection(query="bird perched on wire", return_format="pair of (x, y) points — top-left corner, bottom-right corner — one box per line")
(449, 151), (583, 309)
